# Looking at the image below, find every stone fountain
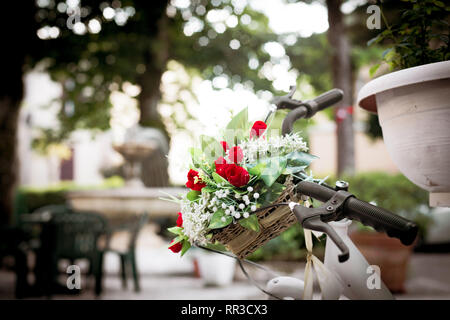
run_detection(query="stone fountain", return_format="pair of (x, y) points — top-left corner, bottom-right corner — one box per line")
(67, 126), (186, 222)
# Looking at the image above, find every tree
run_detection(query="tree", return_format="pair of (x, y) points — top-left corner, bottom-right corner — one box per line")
(30, 0), (278, 137)
(0, 2), (36, 225)
(326, 0), (355, 176)
(285, 0), (355, 176)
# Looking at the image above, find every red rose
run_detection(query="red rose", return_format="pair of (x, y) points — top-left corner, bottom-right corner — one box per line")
(228, 146), (244, 164)
(169, 240), (182, 253)
(176, 212), (183, 227)
(185, 169), (206, 191)
(220, 141), (229, 153)
(225, 164), (250, 187)
(215, 157), (229, 178)
(250, 121), (267, 139)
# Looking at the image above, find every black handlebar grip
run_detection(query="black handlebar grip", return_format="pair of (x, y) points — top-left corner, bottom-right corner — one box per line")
(344, 198), (418, 245)
(311, 89), (344, 112)
(296, 181), (336, 201)
(296, 181), (418, 246)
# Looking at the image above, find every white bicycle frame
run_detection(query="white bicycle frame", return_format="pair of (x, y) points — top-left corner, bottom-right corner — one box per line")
(265, 219), (394, 300)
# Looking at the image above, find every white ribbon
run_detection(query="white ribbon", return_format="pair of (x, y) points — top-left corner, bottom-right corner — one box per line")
(302, 228), (341, 300)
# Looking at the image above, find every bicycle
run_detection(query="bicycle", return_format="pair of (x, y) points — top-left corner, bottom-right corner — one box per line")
(260, 87), (418, 299)
(199, 87), (418, 300)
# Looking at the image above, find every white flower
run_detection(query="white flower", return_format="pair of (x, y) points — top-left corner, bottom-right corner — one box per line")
(245, 200), (250, 205)
(213, 207), (217, 212)
(243, 195), (249, 202)
(229, 205), (235, 212)
(251, 205), (256, 211)
(179, 192), (213, 245)
(243, 212), (249, 218)
(221, 203), (227, 209)
(253, 193), (260, 199)
(234, 212), (241, 219)
(239, 132), (309, 164)
(238, 203), (245, 209)
(225, 209), (230, 215)
(221, 217), (227, 222)
(247, 186), (253, 192)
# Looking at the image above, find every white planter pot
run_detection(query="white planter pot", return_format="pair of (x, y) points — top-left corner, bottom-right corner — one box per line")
(357, 61), (450, 207)
(196, 251), (236, 286)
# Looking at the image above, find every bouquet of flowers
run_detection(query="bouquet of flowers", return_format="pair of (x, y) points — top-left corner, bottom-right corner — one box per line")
(165, 107), (318, 258)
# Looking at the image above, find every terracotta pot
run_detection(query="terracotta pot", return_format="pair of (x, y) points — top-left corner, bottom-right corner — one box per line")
(192, 258), (201, 278)
(357, 61), (450, 207)
(350, 231), (415, 293)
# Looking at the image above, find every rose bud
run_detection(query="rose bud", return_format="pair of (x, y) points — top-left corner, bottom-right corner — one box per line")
(185, 169), (206, 191)
(176, 212), (183, 227)
(169, 240), (183, 253)
(250, 121), (267, 139)
(228, 146), (244, 164)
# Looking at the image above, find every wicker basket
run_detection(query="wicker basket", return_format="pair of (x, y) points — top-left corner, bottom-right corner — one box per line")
(210, 178), (299, 259)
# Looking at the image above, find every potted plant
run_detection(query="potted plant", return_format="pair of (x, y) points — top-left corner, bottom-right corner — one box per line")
(357, 0), (450, 207)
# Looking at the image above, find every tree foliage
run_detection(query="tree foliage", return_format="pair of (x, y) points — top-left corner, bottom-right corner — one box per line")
(29, 0), (281, 145)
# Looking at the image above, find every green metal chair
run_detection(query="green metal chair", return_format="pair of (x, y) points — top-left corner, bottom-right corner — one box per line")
(16, 204), (76, 297)
(103, 212), (149, 292)
(47, 211), (108, 296)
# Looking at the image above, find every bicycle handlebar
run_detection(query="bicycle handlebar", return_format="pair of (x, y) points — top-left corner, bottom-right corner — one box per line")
(296, 181), (418, 246)
(281, 89), (343, 135)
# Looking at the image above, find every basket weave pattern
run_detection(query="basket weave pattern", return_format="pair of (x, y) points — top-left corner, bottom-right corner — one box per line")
(210, 179), (299, 259)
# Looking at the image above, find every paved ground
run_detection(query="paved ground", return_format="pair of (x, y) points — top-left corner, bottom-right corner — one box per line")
(1, 225), (450, 300)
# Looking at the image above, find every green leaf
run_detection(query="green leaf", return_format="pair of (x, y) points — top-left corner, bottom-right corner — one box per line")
(212, 172), (228, 185)
(226, 107), (248, 131)
(238, 214), (260, 232)
(283, 166), (307, 175)
(200, 135), (223, 162)
(381, 48), (393, 59)
(205, 242), (227, 251)
(189, 147), (203, 167)
(284, 151), (317, 174)
(208, 209), (232, 229)
(259, 182), (286, 206)
(187, 190), (201, 201)
(223, 107), (250, 145)
(168, 235), (184, 247)
(369, 64), (381, 77)
(167, 227), (184, 236)
(367, 34), (382, 46)
(202, 186), (216, 193)
(247, 161), (267, 176)
(260, 156), (287, 186)
(285, 151), (317, 166)
(180, 240), (191, 257)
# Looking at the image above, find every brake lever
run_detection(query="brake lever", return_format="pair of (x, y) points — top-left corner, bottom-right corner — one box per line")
(270, 85), (303, 109)
(289, 190), (355, 263)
